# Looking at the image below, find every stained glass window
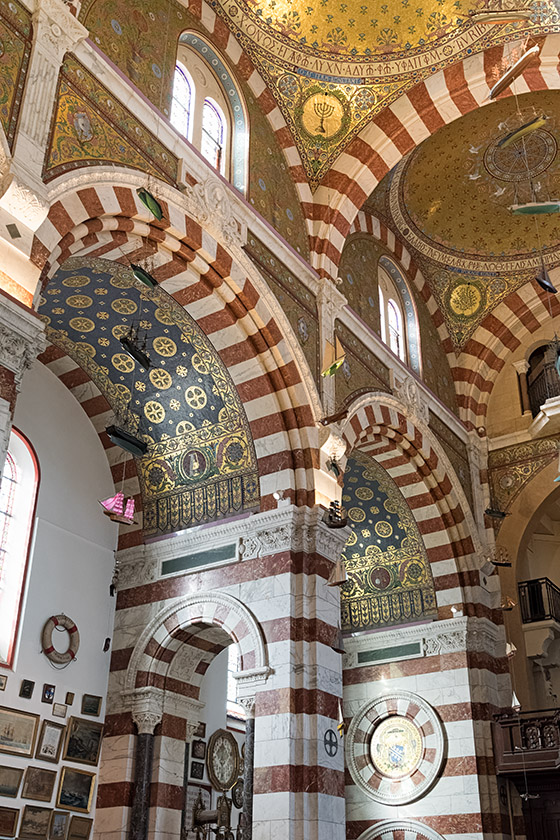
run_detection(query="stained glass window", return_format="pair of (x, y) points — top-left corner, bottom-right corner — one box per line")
(201, 99), (225, 172)
(170, 63), (192, 138)
(0, 430), (38, 667)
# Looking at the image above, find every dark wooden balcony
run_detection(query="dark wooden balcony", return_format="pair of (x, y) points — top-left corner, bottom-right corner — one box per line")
(518, 578), (560, 624)
(493, 709), (560, 775)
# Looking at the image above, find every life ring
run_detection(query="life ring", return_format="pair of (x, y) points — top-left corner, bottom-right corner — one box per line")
(41, 615), (80, 665)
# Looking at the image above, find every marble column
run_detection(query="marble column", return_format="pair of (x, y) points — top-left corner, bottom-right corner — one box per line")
(129, 710), (162, 840)
(239, 697), (255, 840)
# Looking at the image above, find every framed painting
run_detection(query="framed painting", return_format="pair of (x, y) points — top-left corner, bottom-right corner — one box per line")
(22, 767), (57, 802)
(190, 761), (204, 780)
(0, 675), (6, 691)
(67, 817), (92, 840)
(41, 686), (55, 705)
(52, 705), (67, 720)
(19, 681), (35, 700)
(0, 706), (39, 757)
(191, 740), (206, 760)
(56, 768), (96, 814)
(62, 719), (103, 766)
(36, 721), (65, 764)
(0, 765), (24, 797)
(80, 696), (101, 717)
(0, 806), (19, 837)
(19, 806), (52, 840)
(48, 812), (69, 840)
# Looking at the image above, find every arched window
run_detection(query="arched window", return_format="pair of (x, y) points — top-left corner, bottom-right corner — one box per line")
(170, 63), (193, 140)
(175, 33), (248, 193)
(378, 256), (421, 373)
(0, 429), (39, 667)
(201, 99), (225, 173)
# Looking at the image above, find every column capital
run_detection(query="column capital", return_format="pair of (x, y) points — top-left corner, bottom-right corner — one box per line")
(32, 0), (88, 61)
(512, 358), (530, 375)
(0, 296), (46, 389)
(123, 687), (164, 735)
(317, 277), (347, 318)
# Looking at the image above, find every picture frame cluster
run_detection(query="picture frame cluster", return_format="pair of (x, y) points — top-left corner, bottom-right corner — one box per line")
(0, 694), (104, 840)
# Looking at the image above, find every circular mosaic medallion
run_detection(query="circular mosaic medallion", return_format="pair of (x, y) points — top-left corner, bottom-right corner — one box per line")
(346, 690), (444, 805)
(370, 716), (423, 779)
(358, 819), (446, 840)
(484, 128), (558, 183)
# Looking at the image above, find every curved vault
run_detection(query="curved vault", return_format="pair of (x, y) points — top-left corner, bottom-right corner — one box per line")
(38, 255), (260, 536)
(341, 451), (437, 632)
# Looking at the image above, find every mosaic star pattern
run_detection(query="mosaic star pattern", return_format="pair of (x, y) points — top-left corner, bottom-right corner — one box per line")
(341, 451), (437, 631)
(38, 256), (260, 536)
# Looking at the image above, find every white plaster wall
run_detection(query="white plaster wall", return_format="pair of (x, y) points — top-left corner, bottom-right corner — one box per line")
(0, 361), (118, 825)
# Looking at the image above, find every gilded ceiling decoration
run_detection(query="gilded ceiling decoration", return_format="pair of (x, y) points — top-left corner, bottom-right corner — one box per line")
(0, 0), (31, 149)
(210, 0), (559, 185)
(38, 257), (260, 536)
(340, 451), (437, 632)
(367, 89), (560, 349)
(488, 437), (557, 514)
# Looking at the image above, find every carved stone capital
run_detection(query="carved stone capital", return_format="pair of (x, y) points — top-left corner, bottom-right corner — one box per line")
(33, 0), (88, 61)
(391, 371), (429, 426)
(181, 174), (246, 249)
(0, 172), (49, 230)
(0, 298), (46, 388)
(317, 278), (347, 320)
(123, 687), (164, 735)
(237, 695), (256, 718)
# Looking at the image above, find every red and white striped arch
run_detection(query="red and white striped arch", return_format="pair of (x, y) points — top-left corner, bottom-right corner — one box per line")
(31, 174), (321, 518)
(340, 393), (494, 617)
(124, 590), (268, 699)
(308, 35), (560, 278)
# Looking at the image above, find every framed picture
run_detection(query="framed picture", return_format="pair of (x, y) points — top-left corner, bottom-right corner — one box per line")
(48, 812), (69, 840)
(0, 675), (6, 691)
(0, 806), (19, 837)
(0, 706), (40, 757)
(52, 706), (67, 720)
(36, 721), (65, 763)
(22, 767), (57, 802)
(64, 694), (74, 707)
(193, 722), (206, 738)
(42, 685), (55, 705)
(62, 719), (103, 766)
(20, 681), (35, 700)
(19, 806), (52, 840)
(67, 817), (92, 840)
(56, 768), (96, 814)
(80, 696), (101, 718)
(190, 761), (204, 780)
(191, 740), (206, 760)
(0, 765), (24, 797)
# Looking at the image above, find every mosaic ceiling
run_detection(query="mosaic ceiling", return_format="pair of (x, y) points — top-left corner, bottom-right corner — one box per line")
(365, 88), (560, 349)
(209, 0), (559, 185)
(38, 256), (259, 536)
(340, 452), (437, 632)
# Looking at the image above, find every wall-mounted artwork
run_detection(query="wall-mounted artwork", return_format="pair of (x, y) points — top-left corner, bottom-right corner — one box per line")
(80, 696), (101, 717)
(0, 675), (6, 691)
(67, 816), (93, 840)
(41, 685), (55, 705)
(19, 680), (35, 700)
(190, 762), (204, 780)
(0, 707), (39, 757)
(52, 705), (67, 720)
(56, 768), (96, 814)
(0, 806), (19, 837)
(22, 768), (57, 803)
(19, 805), (52, 840)
(0, 766), (24, 797)
(62, 718), (103, 766)
(35, 722), (66, 764)
(48, 812), (69, 840)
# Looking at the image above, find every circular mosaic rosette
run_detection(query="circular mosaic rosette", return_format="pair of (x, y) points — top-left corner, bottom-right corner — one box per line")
(346, 690), (444, 804)
(357, 819), (446, 840)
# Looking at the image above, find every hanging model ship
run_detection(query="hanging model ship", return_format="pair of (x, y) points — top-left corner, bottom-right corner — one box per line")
(99, 492), (138, 525)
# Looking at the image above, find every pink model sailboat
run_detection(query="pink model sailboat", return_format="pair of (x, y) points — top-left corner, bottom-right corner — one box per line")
(99, 492), (137, 525)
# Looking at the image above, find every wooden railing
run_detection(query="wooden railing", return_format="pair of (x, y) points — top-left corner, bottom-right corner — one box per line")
(518, 578), (560, 624)
(493, 709), (560, 774)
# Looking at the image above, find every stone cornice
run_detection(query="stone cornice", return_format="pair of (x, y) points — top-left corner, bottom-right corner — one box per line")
(116, 504), (351, 589)
(0, 295), (46, 385)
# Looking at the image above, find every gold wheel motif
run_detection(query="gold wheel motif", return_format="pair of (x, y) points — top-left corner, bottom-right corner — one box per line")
(112, 324), (129, 339)
(192, 353), (211, 375)
(375, 521), (393, 538)
(153, 336), (177, 357)
(69, 317), (95, 332)
(62, 275), (90, 287)
(149, 368), (172, 390)
(185, 386), (207, 410)
(176, 420), (195, 435)
(111, 298), (138, 315)
(155, 307), (175, 325)
(144, 400), (165, 423)
(111, 353), (135, 373)
(67, 295), (93, 308)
